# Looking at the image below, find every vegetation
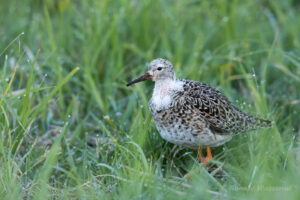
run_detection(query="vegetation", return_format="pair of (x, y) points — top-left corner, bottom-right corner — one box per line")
(0, 0), (299, 199)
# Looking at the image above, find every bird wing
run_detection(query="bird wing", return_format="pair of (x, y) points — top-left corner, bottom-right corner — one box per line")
(172, 80), (246, 135)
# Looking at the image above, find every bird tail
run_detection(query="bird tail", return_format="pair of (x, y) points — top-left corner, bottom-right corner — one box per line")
(244, 114), (273, 131)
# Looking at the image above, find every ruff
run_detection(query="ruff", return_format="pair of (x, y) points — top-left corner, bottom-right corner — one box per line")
(126, 58), (272, 164)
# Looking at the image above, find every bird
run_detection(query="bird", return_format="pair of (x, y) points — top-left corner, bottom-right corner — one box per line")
(126, 58), (272, 165)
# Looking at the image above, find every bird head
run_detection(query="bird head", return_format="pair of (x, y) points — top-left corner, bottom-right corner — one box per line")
(126, 58), (175, 86)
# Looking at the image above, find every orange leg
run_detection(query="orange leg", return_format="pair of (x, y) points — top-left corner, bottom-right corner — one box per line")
(197, 149), (205, 163)
(185, 147), (212, 180)
(197, 146), (212, 166)
(206, 146), (212, 161)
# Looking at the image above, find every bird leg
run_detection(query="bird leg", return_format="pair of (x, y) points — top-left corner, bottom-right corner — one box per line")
(197, 146), (212, 166)
(184, 147), (212, 180)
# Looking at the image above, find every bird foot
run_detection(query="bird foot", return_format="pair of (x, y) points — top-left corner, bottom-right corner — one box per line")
(197, 146), (212, 167)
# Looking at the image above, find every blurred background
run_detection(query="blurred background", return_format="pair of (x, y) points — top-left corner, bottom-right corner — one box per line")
(0, 0), (299, 199)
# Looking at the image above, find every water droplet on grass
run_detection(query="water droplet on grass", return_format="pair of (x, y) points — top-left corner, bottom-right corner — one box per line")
(116, 112), (122, 116)
(223, 16), (229, 22)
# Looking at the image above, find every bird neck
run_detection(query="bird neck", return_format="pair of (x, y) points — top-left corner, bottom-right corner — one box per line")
(153, 78), (182, 97)
(154, 78), (175, 91)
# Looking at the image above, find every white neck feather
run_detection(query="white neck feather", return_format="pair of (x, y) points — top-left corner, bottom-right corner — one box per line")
(151, 79), (183, 109)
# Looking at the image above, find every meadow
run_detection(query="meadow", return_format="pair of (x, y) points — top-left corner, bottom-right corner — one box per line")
(0, 0), (300, 199)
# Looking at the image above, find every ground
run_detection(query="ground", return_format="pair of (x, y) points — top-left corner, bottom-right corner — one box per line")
(0, 0), (300, 199)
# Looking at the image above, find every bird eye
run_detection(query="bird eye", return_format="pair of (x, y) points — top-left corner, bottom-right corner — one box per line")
(157, 67), (162, 71)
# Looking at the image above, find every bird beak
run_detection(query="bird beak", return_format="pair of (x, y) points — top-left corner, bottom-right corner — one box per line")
(126, 72), (152, 86)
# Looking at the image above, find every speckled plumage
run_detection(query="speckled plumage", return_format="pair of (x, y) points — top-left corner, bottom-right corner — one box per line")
(127, 58), (272, 149)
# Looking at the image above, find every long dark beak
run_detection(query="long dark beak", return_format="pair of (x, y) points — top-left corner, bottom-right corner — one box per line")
(126, 72), (152, 86)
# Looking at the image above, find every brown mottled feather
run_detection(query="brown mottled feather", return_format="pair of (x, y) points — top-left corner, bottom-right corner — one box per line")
(171, 79), (272, 135)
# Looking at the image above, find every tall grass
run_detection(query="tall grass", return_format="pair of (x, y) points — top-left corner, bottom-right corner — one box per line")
(0, 0), (299, 199)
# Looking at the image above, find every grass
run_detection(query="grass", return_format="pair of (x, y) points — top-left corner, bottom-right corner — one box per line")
(0, 0), (300, 199)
